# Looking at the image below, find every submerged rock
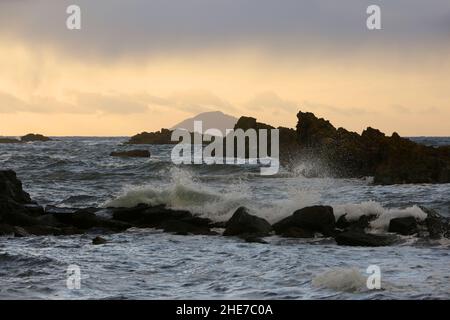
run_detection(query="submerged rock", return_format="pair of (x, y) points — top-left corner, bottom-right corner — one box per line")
(223, 207), (272, 237)
(92, 236), (107, 245)
(160, 219), (216, 236)
(110, 150), (150, 158)
(272, 206), (335, 237)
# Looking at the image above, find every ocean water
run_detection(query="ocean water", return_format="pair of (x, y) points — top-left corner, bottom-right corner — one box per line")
(0, 137), (449, 299)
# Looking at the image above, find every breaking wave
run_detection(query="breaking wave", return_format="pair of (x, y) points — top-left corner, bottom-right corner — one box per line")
(333, 201), (427, 231)
(312, 268), (368, 292)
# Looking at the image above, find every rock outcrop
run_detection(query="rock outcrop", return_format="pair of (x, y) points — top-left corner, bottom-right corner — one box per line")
(126, 129), (176, 144)
(0, 138), (22, 144)
(223, 207), (272, 237)
(295, 111), (450, 184)
(272, 205), (335, 237)
(21, 133), (51, 142)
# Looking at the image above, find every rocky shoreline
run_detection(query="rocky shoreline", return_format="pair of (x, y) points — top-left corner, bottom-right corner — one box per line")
(125, 111), (450, 185)
(1, 169), (449, 246)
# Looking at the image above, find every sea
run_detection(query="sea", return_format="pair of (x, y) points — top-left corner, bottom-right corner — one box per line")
(0, 137), (449, 299)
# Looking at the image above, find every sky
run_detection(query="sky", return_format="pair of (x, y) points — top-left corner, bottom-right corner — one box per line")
(0, 0), (449, 136)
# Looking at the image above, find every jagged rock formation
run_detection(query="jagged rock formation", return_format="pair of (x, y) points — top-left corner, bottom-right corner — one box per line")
(296, 111), (450, 184)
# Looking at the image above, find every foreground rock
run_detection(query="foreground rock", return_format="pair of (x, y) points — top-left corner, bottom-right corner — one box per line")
(273, 206), (335, 237)
(21, 133), (51, 142)
(388, 217), (418, 235)
(223, 207), (272, 238)
(110, 150), (150, 158)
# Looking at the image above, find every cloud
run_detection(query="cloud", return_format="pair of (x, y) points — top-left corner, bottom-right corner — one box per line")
(144, 90), (236, 114)
(303, 101), (374, 116)
(0, 89), (238, 115)
(392, 104), (443, 115)
(0, 0), (449, 59)
(245, 92), (298, 113)
(0, 91), (149, 114)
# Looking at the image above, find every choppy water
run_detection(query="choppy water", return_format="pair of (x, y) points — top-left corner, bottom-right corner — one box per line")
(0, 137), (449, 299)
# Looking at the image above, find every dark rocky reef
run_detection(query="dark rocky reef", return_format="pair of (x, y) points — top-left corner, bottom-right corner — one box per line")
(110, 150), (151, 158)
(296, 111), (450, 184)
(21, 133), (51, 142)
(1, 170), (449, 246)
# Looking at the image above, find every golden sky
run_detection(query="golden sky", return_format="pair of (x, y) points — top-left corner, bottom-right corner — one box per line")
(1, 0), (449, 136)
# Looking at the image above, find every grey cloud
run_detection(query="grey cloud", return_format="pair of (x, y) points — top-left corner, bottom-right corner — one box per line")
(0, 0), (449, 59)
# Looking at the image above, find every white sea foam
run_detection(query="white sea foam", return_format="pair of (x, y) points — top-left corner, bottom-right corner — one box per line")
(312, 268), (368, 292)
(333, 201), (427, 231)
(104, 167), (320, 222)
(104, 168), (429, 226)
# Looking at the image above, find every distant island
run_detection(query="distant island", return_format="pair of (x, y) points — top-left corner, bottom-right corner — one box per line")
(0, 133), (51, 144)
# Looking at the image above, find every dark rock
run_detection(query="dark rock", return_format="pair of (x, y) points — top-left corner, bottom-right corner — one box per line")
(295, 111), (450, 184)
(25, 225), (62, 236)
(336, 214), (350, 229)
(21, 134), (51, 142)
(0, 138), (22, 144)
(420, 206), (449, 239)
(210, 221), (227, 228)
(160, 220), (215, 235)
(126, 129), (176, 145)
(276, 227), (315, 238)
(242, 235), (268, 244)
(223, 207), (272, 237)
(388, 217), (418, 235)
(52, 210), (100, 229)
(335, 230), (397, 247)
(22, 204), (45, 217)
(0, 224), (14, 236)
(112, 204), (193, 228)
(92, 236), (107, 245)
(272, 206), (335, 236)
(0, 201), (40, 226)
(110, 150), (150, 158)
(0, 170), (32, 204)
(49, 207), (131, 231)
(13, 226), (30, 237)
